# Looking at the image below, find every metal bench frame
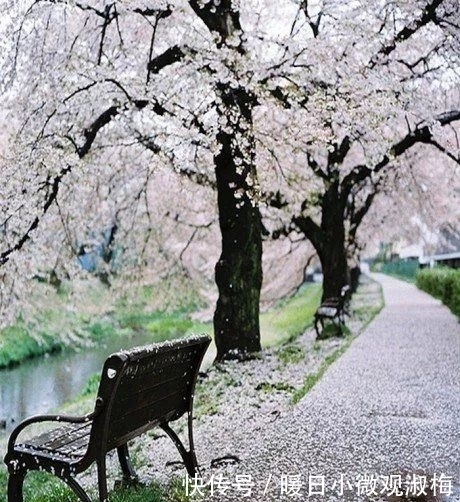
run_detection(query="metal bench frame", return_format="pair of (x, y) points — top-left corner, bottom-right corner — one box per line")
(314, 285), (350, 336)
(4, 334), (211, 502)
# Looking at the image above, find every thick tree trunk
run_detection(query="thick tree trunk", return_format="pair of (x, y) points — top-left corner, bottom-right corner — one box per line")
(319, 189), (350, 301)
(295, 181), (350, 303)
(186, 2), (262, 360)
(213, 85), (262, 361)
(213, 167), (263, 360)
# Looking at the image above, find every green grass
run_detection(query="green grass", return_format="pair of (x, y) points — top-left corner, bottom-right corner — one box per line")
(0, 304), (200, 370)
(276, 343), (306, 365)
(0, 274), (204, 369)
(0, 280), (321, 369)
(117, 310), (195, 338)
(0, 325), (63, 368)
(260, 283), (322, 346)
(256, 381), (296, 393)
(187, 283), (322, 350)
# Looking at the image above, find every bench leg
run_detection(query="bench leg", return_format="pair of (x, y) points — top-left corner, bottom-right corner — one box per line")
(117, 444), (139, 486)
(63, 477), (92, 502)
(8, 469), (26, 502)
(97, 457), (108, 502)
(160, 416), (199, 477)
(314, 315), (321, 337)
(315, 315), (325, 338)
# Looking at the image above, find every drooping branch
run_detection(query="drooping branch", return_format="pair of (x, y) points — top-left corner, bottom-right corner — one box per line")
(3, 90), (167, 266)
(375, 111), (460, 170)
(72, 98), (172, 158)
(137, 133), (216, 189)
(75, 100), (151, 157)
(291, 214), (323, 252)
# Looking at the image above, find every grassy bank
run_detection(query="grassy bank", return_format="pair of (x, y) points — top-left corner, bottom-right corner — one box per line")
(0, 307), (201, 369)
(260, 283), (322, 346)
(0, 277), (203, 369)
(0, 282), (321, 369)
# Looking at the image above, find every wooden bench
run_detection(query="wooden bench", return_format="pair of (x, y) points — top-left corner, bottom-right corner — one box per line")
(314, 285), (350, 337)
(4, 334), (211, 502)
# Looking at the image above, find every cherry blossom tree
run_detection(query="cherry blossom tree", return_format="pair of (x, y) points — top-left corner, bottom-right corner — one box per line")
(0, 0), (267, 360)
(1, 0), (459, 356)
(255, 0), (460, 300)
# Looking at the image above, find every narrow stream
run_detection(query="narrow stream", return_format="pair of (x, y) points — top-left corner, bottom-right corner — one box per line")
(0, 330), (168, 436)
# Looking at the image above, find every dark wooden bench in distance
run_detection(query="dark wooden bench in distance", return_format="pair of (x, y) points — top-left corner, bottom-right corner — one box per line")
(314, 285), (350, 337)
(4, 334), (211, 502)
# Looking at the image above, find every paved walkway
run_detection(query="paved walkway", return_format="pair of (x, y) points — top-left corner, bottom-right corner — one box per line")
(217, 274), (460, 501)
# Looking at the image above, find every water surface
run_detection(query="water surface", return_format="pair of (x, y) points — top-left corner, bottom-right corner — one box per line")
(0, 330), (163, 435)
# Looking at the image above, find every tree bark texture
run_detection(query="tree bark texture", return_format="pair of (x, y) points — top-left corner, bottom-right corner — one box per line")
(187, 1), (263, 360)
(213, 85), (262, 361)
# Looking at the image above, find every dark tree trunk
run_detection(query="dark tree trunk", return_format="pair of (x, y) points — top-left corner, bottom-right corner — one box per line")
(213, 172), (263, 360)
(318, 183), (350, 301)
(294, 180), (350, 303)
(187, 2), (262, 360)
(213, 85), (262, 361)
(317, 232), (349, 301)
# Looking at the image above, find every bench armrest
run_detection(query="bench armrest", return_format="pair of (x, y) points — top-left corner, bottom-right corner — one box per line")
(7, 397), (104, 452)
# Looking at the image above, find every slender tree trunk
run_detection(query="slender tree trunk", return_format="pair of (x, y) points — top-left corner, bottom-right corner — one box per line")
(213, 85), (262, 361)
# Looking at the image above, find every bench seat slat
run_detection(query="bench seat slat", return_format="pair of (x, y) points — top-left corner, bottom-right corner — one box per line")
(17, 423), (91, 460)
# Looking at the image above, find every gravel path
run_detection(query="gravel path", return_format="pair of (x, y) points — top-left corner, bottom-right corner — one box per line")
(189, 273), (460, 501)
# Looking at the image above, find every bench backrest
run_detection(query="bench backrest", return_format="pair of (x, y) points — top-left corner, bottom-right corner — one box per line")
(85, 334), (210, 459)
